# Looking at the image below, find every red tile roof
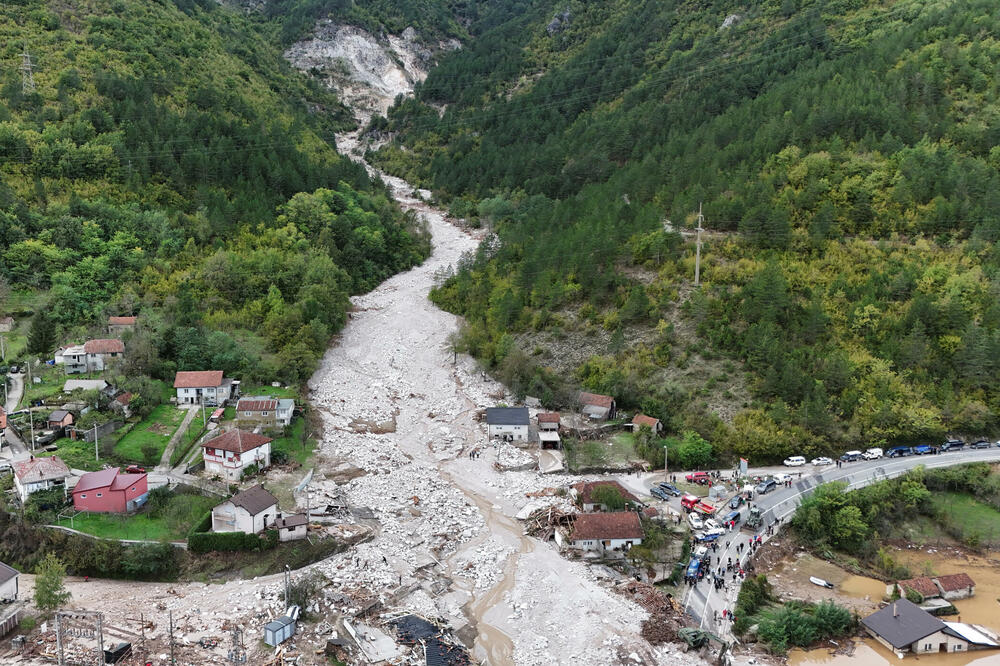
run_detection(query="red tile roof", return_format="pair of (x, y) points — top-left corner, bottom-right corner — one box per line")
(897, 577), (939, 599)
(934, 573), (975, 592)
(174, 370), (224, 388)
(108, 316), (137, 325)
(13, 456), (70, 483)
(202, 430), (272, 454)
(84, 339), (124, 354)
(579, 392), (614, 408)
(571, 512), (643, 541)
(237, 398), (278, 412)
(632, 413), (660, 429)
(537, 412), (561, 423)
(572, 480), (639, 506)
(642, 506), (658, 518)
(115, 392), (133, 405)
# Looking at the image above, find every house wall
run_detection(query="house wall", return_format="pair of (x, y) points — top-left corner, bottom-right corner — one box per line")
(108, 324), (134, 336)
(538, 422), (559, 431)
(203, 443), (271, 482)
(911, 630), (967, 654)
(941, 587), (974, 601)
(865, 629), (905, 658)
(237, 411), (277, 429)
(276, 408), (293, 426)
(212, 502), (275, 534)
(74, 487), (124, 513)
(0, 322), (12, 333)
(488, 424), (528, 441)
(177, 384), (231, 405)
(278, 524), (307, 542)
(0, 577), (17, 601)
(15, 477), (64, 502)
(571, 537), (642, 552)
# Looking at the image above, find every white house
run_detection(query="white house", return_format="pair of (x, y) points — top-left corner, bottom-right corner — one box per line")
(276, 399), (295, 427)
(632, 413), (663, 434)
(12, 456), (71, 502)
(201, 430), (272, 482)
(173, 371), (237, 406)
(0, 562), (18, 602)
(57, 339), (124, 374)
(486, 407), (529, 441)
(274, 514), (308, 542)
(568, 512), (644, 552)
(211, 484), (278, 534)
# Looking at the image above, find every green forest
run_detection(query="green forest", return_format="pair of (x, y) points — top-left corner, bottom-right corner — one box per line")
(374, 0), (1000, 461)
(0, 0), (430, 385)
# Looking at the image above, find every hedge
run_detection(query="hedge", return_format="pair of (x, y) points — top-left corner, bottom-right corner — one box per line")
(188, 529), (278, 553)
(187, 510), (212, 538)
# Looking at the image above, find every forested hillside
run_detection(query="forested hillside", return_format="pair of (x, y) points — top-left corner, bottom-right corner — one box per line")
(0, 0), (430, 384)
(375, 0), (1000, 462)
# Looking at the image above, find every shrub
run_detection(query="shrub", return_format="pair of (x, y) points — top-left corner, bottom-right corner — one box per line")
(188, 529), (277, 553)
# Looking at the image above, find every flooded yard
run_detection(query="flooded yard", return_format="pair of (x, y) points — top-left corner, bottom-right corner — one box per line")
(784, 547), (1000, 666)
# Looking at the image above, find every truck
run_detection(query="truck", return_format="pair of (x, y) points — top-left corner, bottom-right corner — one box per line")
(681, 495), (716, 515)
(742, 506), (763, 531)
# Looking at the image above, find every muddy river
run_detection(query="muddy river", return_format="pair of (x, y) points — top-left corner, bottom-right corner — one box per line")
(787, 548), (1000, 666)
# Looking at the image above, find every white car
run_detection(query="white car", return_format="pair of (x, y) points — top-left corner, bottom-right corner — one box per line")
(783, 456), (806, 466)
(697, 527), (726, 539)
(703, 518), (722, 531)
(811, 456), (833, 466)
(688, 513), (704, 530)
(774, 473), (791, 483)
(862, 448), (883, 460)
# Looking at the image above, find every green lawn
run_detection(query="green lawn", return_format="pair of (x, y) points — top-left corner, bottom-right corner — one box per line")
(19, 363), (68, 407)
(47, 437), (105, 472)
(170, 419), (208, 467)
(115, 405), (187, 464)
(56, 493), (216, 541)
(270, 416), (317, 465)
(564, 433), (638, 471)
(930, 492), (1000, 547)
(239, 384), (298, 399)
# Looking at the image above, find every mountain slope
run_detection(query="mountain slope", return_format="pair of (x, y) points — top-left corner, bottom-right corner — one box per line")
(0, 0), (429, 384)
(374, 0), (1000, 462)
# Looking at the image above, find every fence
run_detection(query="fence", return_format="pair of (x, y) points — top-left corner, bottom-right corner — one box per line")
(72, 421), (124, 442)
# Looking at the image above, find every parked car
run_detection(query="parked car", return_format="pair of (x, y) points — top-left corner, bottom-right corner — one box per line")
(688, 513), (704, 530)
(125, 464), (146, 474)
(723, 510), (741, 525)
(941, 439), (965, 452)
(704, 518), (722, 531)
(970, 439), (990, 449)
(811, 456), (833, 466)
(783, 456), (806, 467)
(729, 495), (743, 510)
(862, 448), (883, 460)
(685, 471), (711, 485)
(913, 444), (935, 455)
(840, 450), (862, 462)
(686, 558), (702, 579)
(774, 473), (792, 483)
(698, 527), (726, 539)
(887, 446), (912, 458)
(658, 482), (682, 496)
(649, 487), (670, 501)
(755, 478), (777, 494)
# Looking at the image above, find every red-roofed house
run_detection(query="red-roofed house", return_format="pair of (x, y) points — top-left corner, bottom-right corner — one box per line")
(72, 468), (148, 513)
(566, 512), (643, 552)
(571, 480), (640, 512)
(537, 412), (561, 431)
(236, 397), (279, 430)
(107, 316), (137, 336)
(632, 413), (663, 434)
(895, 577), (941, 601)
(110, 392), (133, 418)
(12, 456), (70, 502)
(579, 392), (616, 420)
(934, 573), (975, 601)
(174, 371), (237, 406)
(201, 430), (272, 482)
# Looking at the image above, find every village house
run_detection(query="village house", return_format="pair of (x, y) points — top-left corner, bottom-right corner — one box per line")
(571, 480), (640, 512)
(274, 514), (308, 542)
(72, 467), (148, 514)
(173, 370), (238, 406)
(109, 391), (133, 418)
(107, 316), (137, 336)
(236, 396), (294, 430)
(632, 413), (663, 435)
(579, 392), (617, 420)
(58, 339), (124, 374)
(861, 599), (998, 658)
(201, 429), (272, 482)
(565, 511), (643, 553)
(211, 484), (278, 533)
(47, 410), (74, 430)
(486, 407), (529, 441)
(0, 316), (13, 333)
(12, 456), (70, 502)
(0, 562), (18, 602)
(891, 574), (977, 602)
(537, 412), (560, 431)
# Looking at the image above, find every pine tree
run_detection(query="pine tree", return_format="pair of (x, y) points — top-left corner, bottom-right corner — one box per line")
(27, 311), (56, 356)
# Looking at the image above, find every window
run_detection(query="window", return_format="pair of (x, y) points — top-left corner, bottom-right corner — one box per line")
(244, 412), (252, 416)
(262, 411), (268, 416)
(96, 493), (103, 497)
(924, 644), (932, 651)
(80, 494), (87, 498)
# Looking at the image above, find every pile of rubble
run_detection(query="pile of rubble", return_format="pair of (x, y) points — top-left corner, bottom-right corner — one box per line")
(494, 443), (536, 471)
(453, 537), (514, 590)
(521, 505), (577, 539)
(612, 580), (686, 645)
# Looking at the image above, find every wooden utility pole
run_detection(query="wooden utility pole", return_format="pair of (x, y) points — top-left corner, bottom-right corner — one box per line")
(694, 202), (705, 287)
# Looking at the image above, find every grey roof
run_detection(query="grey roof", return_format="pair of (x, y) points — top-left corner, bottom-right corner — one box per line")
(63, 379), (108, 392)
(486, 407), (529, 426)
(275, 514), (307, 529)
(861, 599), (945, 649)
(219, 484), (278, 517)
(0, 561), (19, 585)
(277, 399), (295, 411)
(48, 410), (71, 422)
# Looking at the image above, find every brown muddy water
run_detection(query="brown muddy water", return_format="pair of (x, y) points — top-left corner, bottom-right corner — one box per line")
(787, 548), (1000, 666)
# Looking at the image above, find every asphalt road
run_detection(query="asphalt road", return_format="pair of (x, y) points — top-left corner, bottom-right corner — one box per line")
(679, 447), (1000, 637)
(2, 372), (28, 459)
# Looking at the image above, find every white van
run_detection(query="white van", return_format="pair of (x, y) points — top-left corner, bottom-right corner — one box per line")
(783, 456), (806, 467)
(862, 448), (883, 460)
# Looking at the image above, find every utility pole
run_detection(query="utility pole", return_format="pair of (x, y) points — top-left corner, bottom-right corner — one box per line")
(20, 40), (35, 94)
(168, 611), (175, 665)
(93, 423), (99, 462)
(1, 335), (6, 361)
(694, 202), (705, 287)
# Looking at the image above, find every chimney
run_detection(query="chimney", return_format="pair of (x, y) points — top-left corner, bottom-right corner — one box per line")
(893, 603), (899, 617)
